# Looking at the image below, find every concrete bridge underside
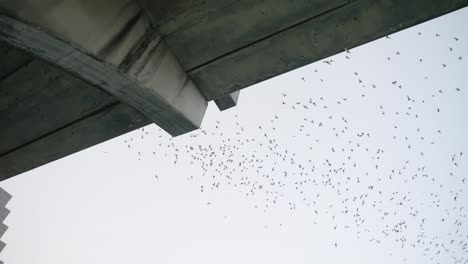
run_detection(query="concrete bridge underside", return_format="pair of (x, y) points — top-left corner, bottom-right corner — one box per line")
(1, 0), (467, 180)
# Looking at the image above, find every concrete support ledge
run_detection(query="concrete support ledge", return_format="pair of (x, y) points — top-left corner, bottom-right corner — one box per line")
(214, 91), (240, 111)
(0, 0), (208, 136)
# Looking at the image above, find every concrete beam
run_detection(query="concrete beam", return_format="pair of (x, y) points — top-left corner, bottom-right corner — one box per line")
(0, 0), (208, 136)
(186, 0), (468, 100)
(214, 91), (240, 111)
(136, 0), (236, 36)
(161, 0), (346, 70)
(0, 59), (116, 155)
(0, 42), (151, 180)
(0, 102), (150, 181)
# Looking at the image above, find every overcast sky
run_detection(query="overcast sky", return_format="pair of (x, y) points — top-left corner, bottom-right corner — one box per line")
(1, 7), (468, 264)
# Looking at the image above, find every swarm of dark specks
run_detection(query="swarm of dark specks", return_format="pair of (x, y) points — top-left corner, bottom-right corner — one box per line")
(122, 30), (467, 263)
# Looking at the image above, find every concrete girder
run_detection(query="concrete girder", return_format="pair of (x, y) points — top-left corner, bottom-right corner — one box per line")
(159, 0), (346, 71)
(0, 0), (208, 136)
(0, 59), (117, 155)
(0, 102), (150, 179)
(184, 0), (468, 100)
(1, 0), (468, 181)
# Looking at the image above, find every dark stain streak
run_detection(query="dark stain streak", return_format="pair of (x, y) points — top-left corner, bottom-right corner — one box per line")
(128, 37), (165, 78)
(119, 31), (159, 73)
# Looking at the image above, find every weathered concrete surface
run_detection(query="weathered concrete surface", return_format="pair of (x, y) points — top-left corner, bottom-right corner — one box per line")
(0, 102), (150, 180)
(160, 0), (348, 70)
(0, 42), (151, 181)
(0, 0), (144, 56)
(136, 0), (237, 36)
(214, 91), (240, 111)
(186, 0), (468, 100)
(0, 41), (31, 79)
(0, 59), (116, 155)
(0, 0), (208, 136)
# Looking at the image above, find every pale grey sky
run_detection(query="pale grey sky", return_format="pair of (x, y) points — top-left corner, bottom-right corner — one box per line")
(1, 7), (468, 264)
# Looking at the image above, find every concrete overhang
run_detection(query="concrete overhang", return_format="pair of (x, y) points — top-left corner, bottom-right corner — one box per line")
(1, 0), (468, 180)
